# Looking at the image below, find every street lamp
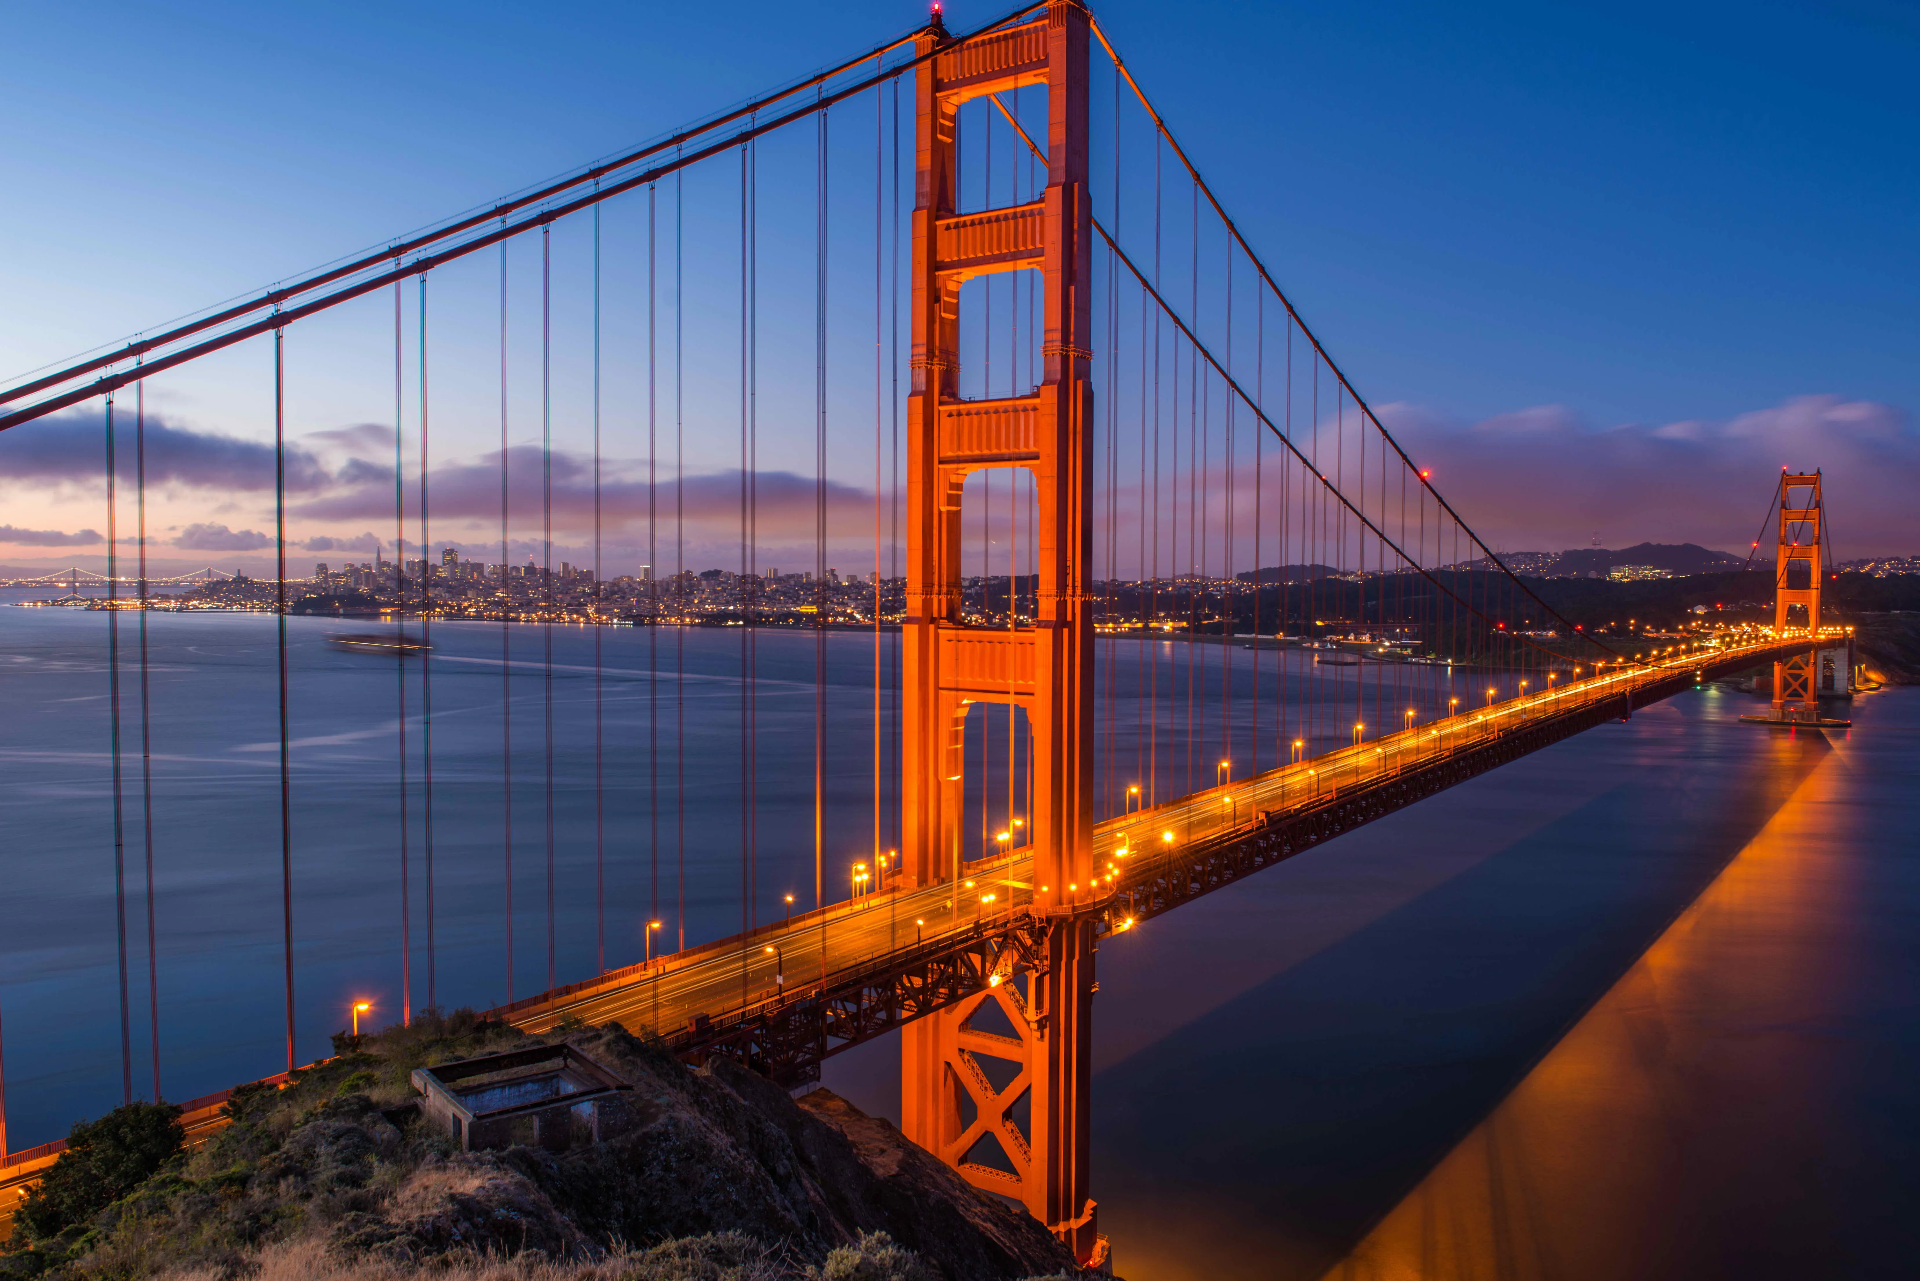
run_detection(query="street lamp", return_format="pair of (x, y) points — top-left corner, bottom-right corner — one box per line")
(763, 944), (784, 991)
(646, 920), (662, 965)
(915, 918), (925, 944)
(1125, 783), (1141, 813)
(1404, 708), (1416, 730)
(784, 893), (794, 927)
(1216, 758), (1231, 786)
(1291, 738), (1304, 763)
(1449, 696), (1460, 716)
(351, 1000), (372, 1039)
(1353, 721), (1364, 746)
(1486, 686), (1495, 708)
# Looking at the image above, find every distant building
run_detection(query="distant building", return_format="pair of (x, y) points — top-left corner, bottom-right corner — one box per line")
(1608, 565), (1672, 582)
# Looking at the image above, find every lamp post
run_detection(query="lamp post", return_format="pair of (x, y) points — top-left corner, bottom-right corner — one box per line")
(915, 918), (925, 945)
(1291, 738), (1304, 764)
(351, 1001), (372, 1039)
(1353, 721), (1364, 747)
(1125, 784), (1140, 813)
(1486, 686), (1496, 708)
(784, 894), (794, 927)
(763, 944), (784, 994)
(1215, 758), (1231, 787)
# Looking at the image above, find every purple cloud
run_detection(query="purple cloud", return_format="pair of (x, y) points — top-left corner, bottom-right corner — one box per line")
(176, 523), (273, 551)
(302, 532), (384, 553)
(1377, 396), (1917, 558)
(289, 447), (875, 545)
(0, 524), (102, 547)
(0, 408), (329, 491)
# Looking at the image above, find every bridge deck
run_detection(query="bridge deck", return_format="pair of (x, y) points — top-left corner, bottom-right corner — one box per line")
(505, 637), (1818, 1057)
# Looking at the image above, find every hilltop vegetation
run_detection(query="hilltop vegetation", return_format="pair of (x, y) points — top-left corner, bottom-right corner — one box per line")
(1, 1013), (1086, 1281)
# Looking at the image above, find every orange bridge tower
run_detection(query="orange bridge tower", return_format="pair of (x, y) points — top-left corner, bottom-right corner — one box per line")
(1771, 471), (1824, 714)
(898, 1), (1101, 1264)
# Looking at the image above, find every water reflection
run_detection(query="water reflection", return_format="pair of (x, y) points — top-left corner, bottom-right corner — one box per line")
(1328, 694), (1920, 1280)
(1086, 690), (1857, 1280)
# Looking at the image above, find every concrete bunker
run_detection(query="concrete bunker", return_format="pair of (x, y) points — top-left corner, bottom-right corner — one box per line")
(411, 1044), (634, 1153)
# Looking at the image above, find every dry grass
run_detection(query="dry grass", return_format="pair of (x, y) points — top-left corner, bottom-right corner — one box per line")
(150, 1231), (797, 1281)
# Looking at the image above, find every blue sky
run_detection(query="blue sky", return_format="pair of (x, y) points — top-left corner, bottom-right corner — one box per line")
(2, 0), (1914, 565)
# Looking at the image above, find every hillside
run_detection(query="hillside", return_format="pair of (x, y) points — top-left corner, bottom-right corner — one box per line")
(0, 1014), (1087, 1281)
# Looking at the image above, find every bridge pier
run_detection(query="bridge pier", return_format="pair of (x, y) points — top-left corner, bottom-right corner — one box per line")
(899, 3), (1103, 1264)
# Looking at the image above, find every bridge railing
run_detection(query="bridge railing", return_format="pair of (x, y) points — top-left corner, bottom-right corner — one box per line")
(1090, 635), (1817, 883)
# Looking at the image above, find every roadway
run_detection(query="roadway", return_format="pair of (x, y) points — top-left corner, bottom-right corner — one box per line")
(510, 633), (1823, 1042)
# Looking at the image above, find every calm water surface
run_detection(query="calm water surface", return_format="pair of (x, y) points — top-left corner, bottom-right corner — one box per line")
(3, 597), (1915, 1280)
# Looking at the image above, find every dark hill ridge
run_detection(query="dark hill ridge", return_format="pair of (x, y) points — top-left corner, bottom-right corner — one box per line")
(1541, 542), (1746, 577)
(0, 1014), (1088, 1281)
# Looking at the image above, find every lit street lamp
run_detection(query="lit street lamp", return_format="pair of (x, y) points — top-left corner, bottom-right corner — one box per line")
(1353, 721), (1364, 746)
(351, 1000), (372, 1039)
(1291, 738), (1304, 764)
(1216, 758), (1231, 786)
(763, 944), (784, 992)
(784, 893), (794, 927)
(1125, 783), (1141, 813)
(646, 920), (662, 965)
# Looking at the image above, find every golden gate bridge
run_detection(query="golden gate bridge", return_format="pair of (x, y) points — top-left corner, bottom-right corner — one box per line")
(0, 3), (1838, 1265)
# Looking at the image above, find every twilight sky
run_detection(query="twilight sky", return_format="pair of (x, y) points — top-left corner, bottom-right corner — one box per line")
(2, 0), (1915, 573)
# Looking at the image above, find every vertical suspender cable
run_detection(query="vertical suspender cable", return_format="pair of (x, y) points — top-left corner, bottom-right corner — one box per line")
(676, 168), (687, 953)
(1224, 238), (1235, 774)
(499, 233), (515, 1005)
(392, 284), (411, 1025)
(1149, 133), (1161, 804)
(0, 1000), (8, 1154)
(739, 139), (752, 1001)
(393, 285), (411, 1025)
(748, 139), (760, 929)
(873, 86), (885, 909)
(418, 275), (436, 1010)
(593, 201), (605, 974)
(542, 225), (556, 995)
(815, 104), (828, 951)
(136, 378), (160, 1100)
(106, 391), (131, 1105)
(1251, 289), (1261, 770)
(889, 76), (902, 866)
(648, 184), (661, 948)
(274, 326), (294, 1072)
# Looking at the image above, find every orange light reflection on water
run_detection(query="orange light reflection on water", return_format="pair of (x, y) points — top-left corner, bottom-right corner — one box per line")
(1330, 732), (1862, 1281)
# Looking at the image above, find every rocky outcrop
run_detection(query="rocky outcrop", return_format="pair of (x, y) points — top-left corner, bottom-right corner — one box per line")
(1855, 614), (1920, 685)
(1, 1015), (1085, 1281)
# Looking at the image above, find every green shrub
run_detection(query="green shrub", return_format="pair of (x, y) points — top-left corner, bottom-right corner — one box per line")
(12, 1101), (184, 1243)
